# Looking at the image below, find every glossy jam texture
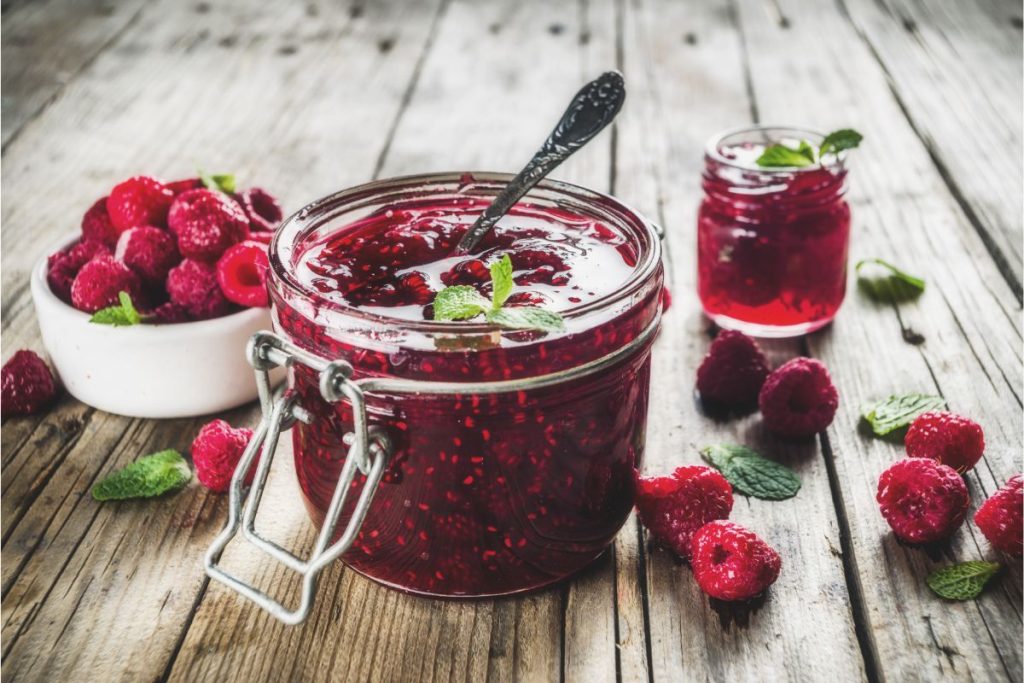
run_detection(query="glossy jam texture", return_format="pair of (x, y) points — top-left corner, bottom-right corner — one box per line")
(275, 197), (662, 597)
(697, 141), (850, 332)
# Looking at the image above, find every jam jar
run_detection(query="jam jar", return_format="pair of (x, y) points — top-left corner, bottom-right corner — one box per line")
(697, 125), (851, 337)
(206, 173), (663, 622)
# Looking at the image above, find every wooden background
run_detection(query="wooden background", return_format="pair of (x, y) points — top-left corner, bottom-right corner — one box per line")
(2, 0), (1021, 680)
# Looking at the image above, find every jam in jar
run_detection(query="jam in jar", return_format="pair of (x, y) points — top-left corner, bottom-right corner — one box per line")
(697, 125), (851, 337)
(269, 173), (663, 597)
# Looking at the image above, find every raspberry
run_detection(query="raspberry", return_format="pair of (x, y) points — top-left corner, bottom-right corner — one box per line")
(115, 226), (181, 285)
(106, 176), (174, 232)
(168, 189), (250, 261)
(167, 178), (203, 195)
(696, 330), (770, 408)
(905, 411), (985, 473)
(974, 475), (1023, 556)
(216, 241), (270, 307)
(47, 239), (111, 303)
(166, 259), (230, 320)
(81, 197), (119, 246)
(758, 357), (838, 437)
(148, 302), (190, 324)
(690, 521), (781, 601)
(70, 254), (143, 313)
(634, 465), (733, 559)
(876, 459), (969, 543)
(191, 419), (255, 492)
(1, 350), (58, 416)
(236, 187), (283, 232)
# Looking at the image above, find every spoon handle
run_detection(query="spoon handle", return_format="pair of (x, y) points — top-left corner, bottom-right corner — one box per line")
(455, 71), (626, 254)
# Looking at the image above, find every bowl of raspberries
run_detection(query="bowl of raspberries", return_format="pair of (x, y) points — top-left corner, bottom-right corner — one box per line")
(30, 174), (286, 418)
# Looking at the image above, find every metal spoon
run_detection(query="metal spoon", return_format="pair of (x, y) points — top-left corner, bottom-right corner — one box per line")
(454, 70), (626, 254)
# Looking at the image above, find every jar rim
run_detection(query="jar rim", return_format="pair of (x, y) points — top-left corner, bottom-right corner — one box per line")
(704, 123), (846, 173)
(269, 172), (663, 336)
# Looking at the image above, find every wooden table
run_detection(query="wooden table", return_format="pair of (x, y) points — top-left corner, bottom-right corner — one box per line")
(3, 0), (1021, 680)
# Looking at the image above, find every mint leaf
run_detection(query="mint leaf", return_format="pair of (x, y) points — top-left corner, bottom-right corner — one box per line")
(820, 129), (863, 157)
(199, 170), (236, 194)
(701, 444), (801, 500)
(927, 561), (1000, 601)
(486, 307), (565, 333)
(92, 449), (191, 501)
(433, 285), (490, 321)
(89, 291), (142, 326)
(862, 393), (945, 436)
(490, 254), (514, 309)
(756, 143), (816, 168)
(856, 258), (925, 302)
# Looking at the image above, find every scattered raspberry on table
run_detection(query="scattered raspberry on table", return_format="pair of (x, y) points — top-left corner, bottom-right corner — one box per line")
(974, 474), (1023, 556)
(759, 357), (838, 438)
(876, 458), (969, 543)
(1, 350), (58, 417)
(905, 410), (985, 473)
(696, 329), (770, 408)
(634, 465), (733, 559)
(690, 520), (781, 601)
(191, 419), (256, 492)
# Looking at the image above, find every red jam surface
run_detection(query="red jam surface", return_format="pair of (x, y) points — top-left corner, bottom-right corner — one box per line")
(697, 140), (850, 335)
(273, 190), (662, 597)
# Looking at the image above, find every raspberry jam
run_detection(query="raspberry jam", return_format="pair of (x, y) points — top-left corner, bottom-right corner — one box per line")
(697, 126), (851, 337)
(270, 174), (663, 597)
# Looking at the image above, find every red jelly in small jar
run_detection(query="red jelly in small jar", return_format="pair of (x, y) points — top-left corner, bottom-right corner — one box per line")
(698, 126), (851, 336)
(270, 174), (663, 597)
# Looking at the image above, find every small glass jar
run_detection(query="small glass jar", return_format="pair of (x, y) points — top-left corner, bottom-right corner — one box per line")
(266, 173), (663, 598)
(697, 125), (851, 337)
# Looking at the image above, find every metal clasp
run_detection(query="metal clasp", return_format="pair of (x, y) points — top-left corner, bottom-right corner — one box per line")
(203, 331), (391, 625)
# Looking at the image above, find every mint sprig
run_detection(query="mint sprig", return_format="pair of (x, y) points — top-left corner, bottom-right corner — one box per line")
(432, 254), (565, 333)
(927, 561), (1000, 601)
(701, 444), (801, 500)
(89, 291), (142, 326)
(756, 128), (863, 168)
(199, 170), (236, 194)
(862, 393), (945, 436)
(856, 258), (925, 302)
(91, 449), (192, 501)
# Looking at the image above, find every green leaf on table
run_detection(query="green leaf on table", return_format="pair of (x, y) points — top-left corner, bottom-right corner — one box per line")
(862, 393), (946, 436)
(700, 444), (801, 500)
(199, 170), (236, 194)
(927, 561), (1000, 601)
(819, 128), (864, 157)
(89, 291), (142, 326)
(92, 449), (192, 501)
(433, 285), (491, 321)
(486, 306), (565, 333)
(489, 254), (514, 309)
(756, 143), (816, 168)
(856, 258), (925, 302)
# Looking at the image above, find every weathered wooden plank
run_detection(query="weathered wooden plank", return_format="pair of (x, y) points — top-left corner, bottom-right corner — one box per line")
(735, 0), (1023, 679)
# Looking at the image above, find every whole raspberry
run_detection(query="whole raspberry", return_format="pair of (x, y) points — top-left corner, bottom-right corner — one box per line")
(235, 187), (283, 232)
(166, 258), (230, 320)
(81, 197), (119, 246)
(168, 189), (250, 262)
(191, 419), (255, 492)
(70, 254), (143, 313)
(876, 459), (969, 543)
(635, 465), (733, 559)
(106, 176), (174, 232)
(690, 521), (781, 601)
(696, 330), (770, 408)
(166, 178), (203, 195)
(216, 241), (270, 307)
(974, 475), (1023, 556)
(905, 411), (985, 473)
(115, 226), (181, 285)
(47, 239), (111, 302)
(758, 357), (838, 437)
(1, 350), (58, 416)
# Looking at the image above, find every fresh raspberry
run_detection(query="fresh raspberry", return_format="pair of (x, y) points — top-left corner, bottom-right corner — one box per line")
(148, 302), (190, 324)
(47, 239), (111, 302)
(166, 178), (203, 195)
(166, 259), (231, 320)
(106, 176), (174, 232)
(168, 189), (250, 262)
(876, 458), (969, 543)
(690, 521), (781, 601)
(191, 419), (256, 492)
(115, 226), (181, 285)
(70, 254), (143, 313)
(905, 411), (985, 473)
(758, 357), (838, 437)
(216, 241), (270, 307)
(696, 330), (770, 408)
(1, 350), (58, 416)
(974, 475), (1023, 556)
(634, 465), (733, 559)
(235, 187), (283, 232)
(80, 197), (119, 246)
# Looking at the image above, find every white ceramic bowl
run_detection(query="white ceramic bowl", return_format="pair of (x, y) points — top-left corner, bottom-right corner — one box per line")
(31, 233), (284, 418)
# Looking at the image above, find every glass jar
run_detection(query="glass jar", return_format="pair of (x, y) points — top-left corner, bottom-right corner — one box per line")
(243, 173), (664, 603)
(697, 125), (851, 337)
